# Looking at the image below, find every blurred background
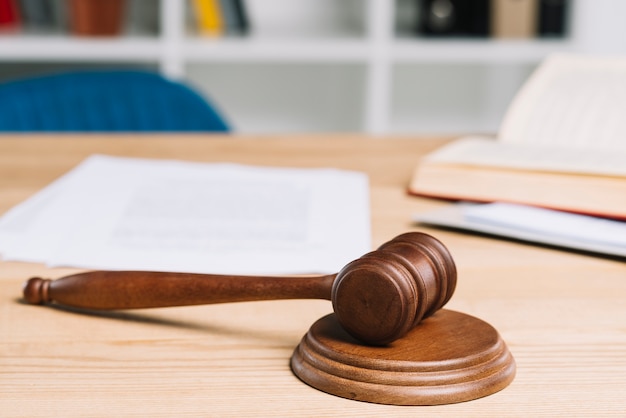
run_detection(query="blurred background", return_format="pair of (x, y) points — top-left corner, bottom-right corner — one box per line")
(0, 0), (624, 135)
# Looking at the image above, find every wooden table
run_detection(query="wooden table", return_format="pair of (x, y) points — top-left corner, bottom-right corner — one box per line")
(1, 135), (625, 417)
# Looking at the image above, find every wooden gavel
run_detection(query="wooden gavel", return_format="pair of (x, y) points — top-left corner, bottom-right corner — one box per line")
(23, 232), (456, 345)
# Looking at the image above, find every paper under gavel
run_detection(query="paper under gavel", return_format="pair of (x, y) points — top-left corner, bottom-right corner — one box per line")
(23, 232), (456, 345)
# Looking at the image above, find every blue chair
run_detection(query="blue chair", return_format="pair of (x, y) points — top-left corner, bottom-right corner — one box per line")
(0, 70), (229, 132)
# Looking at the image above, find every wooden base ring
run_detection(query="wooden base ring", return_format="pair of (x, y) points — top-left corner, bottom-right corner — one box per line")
(291, 309), (515, 405)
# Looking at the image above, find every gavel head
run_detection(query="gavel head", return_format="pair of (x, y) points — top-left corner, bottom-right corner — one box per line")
(331, 232), (457, 345)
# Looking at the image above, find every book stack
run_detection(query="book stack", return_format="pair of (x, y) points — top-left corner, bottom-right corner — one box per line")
(192, 0), (249, 37)
(0, 0), (127, 36)
(416, 0), (568, 39)
(410, 53), (626, 258)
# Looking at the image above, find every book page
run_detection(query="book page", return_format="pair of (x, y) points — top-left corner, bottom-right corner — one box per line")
(499, 53), (626, 150)
(423, 136), (626, 177)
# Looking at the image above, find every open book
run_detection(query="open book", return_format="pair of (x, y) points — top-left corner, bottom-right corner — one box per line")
(409, 54), (626, 220)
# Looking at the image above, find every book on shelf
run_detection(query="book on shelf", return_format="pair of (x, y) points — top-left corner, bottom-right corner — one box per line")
(0, 0), (20, 31)
(193, 0), (248, 37)
(538, 0), (568, 37)
(415, 0), (568, 39)
(219, 0), (248, 35)
(193, 0), (223, 36)
(17, 0), (66, 33)
(67, 0), (126, 36)
(491, 0), (537, 38)
(17, 0), (49, 31)
(409, 53), (626, 220)
(417, 0), (490, 37)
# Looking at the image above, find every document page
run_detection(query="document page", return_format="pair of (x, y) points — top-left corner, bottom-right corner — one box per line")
(415, 202), (626, 257)
(464, 203), (626, 248)
(499, 53), (626, 150)
(0, 155), (371, 275)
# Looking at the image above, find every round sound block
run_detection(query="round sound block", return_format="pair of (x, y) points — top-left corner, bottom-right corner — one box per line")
(291, 309), (515, 405)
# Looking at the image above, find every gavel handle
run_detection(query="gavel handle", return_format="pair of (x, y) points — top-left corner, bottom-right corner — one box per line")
(23, 271), (336, 310)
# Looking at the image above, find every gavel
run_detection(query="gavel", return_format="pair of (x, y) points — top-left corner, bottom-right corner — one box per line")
(22, 232), (456, 345)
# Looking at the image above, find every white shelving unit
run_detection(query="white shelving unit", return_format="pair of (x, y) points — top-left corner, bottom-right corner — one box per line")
(1, 0), (625, 135)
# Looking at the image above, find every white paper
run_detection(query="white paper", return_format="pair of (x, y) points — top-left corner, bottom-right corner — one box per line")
(415, 202), (626, 258)
(465, 203), (626, 248)
(0, 155), (371, 274)
(0, 167), (75, 254)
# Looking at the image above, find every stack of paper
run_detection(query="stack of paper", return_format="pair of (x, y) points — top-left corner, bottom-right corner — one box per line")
(415, 202), (626, 258)
(0, 155), (371, 275)
(411, 54), (626, 257)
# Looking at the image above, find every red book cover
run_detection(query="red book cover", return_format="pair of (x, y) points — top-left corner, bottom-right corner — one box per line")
(0, 0), (20, 29)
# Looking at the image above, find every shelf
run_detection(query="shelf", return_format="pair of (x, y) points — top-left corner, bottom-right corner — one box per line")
(0, 0), (607, 134)
(391, 38), (577, 64)
(0, 34), (576, 65)
(183, 37), (370, 63)
(0, 35), (162, 61)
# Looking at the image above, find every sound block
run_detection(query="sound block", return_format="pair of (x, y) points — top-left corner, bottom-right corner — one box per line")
(291, 309), (515, 405)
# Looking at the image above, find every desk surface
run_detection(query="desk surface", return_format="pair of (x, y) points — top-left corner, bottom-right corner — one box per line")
(1, 135), (625, 417)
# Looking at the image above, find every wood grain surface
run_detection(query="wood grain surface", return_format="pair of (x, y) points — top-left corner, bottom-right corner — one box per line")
(1, 134), (625, 417)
